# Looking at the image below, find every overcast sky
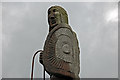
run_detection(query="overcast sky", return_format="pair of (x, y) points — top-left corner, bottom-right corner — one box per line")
(2, 2), (118, 78)
(0, 2), (2, 80)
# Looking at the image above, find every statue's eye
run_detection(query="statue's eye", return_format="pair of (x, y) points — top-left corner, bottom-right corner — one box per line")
(48, 11), (51, 15)
(53, 9), (56, 12)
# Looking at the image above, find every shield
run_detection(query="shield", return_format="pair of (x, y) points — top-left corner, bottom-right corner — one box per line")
(42, 23), (80, 78)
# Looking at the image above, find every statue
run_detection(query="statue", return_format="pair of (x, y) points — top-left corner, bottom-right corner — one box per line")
(39, 6), (80, 80)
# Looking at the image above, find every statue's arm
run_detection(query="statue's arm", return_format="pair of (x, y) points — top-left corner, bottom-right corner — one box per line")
(73, 31), (80, 52)
(73, 31), (80, 77)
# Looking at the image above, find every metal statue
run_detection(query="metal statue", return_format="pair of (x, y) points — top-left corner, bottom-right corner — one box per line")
(40, 6), (80, 80)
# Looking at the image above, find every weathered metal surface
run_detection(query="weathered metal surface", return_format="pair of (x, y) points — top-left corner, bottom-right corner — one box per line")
(39, 6), (80, 80)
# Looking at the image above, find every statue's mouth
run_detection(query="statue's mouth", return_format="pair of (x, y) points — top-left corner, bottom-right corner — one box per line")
(49, 16), (58, 28)
(51, 19), (56, 24)
(50, 16), (56, 25)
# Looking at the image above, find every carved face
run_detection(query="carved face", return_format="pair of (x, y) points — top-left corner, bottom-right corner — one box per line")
(48, 8), (61, 28)
(48, 6), (68, 31)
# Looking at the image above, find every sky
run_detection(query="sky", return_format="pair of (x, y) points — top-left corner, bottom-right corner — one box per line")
(2, 2), (118, 78)
(0, 2), (2, 80)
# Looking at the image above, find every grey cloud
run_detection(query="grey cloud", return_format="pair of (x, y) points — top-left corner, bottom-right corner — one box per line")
(0, 2), (2, 79)
(2, 2), (118, 78)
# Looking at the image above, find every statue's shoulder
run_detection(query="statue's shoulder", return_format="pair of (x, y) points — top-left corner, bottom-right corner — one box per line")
(51, 23), (72, 32)
(49, 23), (72, 35)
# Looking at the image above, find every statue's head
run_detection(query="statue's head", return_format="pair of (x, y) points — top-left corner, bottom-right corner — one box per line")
(48, 6), (68, 31)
